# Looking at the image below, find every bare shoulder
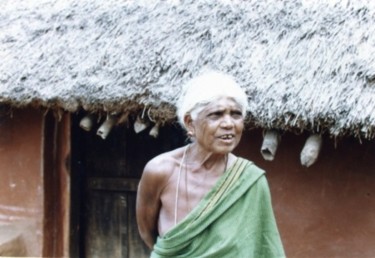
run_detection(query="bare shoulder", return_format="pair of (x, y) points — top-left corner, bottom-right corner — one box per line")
(143, 147), (184, 174)
(141, 146), (186, 188)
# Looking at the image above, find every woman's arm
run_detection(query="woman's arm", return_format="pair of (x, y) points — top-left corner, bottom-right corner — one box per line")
(136, 160), (165, 249)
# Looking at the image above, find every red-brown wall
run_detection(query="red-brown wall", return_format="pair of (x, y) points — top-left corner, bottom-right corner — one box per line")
(236, 129), (375, 258)
(0, 108), (71, 257)
(0, 109), (44, 256)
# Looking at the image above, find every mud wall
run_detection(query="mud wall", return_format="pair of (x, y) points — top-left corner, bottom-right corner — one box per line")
(0, 109), (44, 256)
(236, 129), (375, 258)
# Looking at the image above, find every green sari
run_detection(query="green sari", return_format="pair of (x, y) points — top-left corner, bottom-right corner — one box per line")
(151, 158), (285, 258)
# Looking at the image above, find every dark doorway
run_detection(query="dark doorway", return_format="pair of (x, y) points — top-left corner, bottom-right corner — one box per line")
(70, 113), (185, 258)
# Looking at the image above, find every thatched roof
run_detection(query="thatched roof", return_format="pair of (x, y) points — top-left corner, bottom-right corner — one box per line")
(1, 0), (375, 139)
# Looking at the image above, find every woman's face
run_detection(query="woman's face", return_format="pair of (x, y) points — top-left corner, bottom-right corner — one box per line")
(187, 97), (244, 154)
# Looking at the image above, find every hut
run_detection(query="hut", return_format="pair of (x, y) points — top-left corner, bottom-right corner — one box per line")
(1, 0), (375, 257)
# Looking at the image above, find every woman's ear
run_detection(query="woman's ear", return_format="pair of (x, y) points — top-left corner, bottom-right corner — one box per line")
(184, 114), (195, 135)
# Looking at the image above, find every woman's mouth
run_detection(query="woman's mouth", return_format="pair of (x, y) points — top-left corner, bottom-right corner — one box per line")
(219, 134), (235, 140)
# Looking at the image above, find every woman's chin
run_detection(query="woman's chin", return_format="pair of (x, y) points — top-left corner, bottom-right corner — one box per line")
(212, 144), (237, 155)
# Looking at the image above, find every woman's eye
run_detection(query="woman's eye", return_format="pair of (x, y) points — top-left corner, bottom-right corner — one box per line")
(231, 111), (243, 119)
(208, 112), (222, 118)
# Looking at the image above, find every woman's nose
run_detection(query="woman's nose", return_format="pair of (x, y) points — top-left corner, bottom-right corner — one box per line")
(221, 115), (234, 128)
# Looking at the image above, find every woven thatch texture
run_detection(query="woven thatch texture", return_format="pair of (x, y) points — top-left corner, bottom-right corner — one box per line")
(1, 0), (375, 137)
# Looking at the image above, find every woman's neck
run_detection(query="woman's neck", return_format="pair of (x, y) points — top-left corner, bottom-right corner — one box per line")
(186, 143), (229, 172)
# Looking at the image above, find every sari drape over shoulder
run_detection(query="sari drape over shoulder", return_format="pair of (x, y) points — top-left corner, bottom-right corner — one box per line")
(151, 158), (285, 258)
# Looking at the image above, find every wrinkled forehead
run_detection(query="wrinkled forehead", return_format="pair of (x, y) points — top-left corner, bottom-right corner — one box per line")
(189, 96), (243, 118)
(201, 97), (242, 111)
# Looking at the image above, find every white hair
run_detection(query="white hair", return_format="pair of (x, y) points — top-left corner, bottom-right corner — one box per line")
(177, 70), (248, 129)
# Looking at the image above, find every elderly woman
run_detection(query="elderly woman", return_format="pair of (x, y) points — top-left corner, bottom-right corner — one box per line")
(136, 71), (285, 258)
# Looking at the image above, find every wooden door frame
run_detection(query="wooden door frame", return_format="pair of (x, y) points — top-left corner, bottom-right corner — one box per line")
(43, 112), (71, 257)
